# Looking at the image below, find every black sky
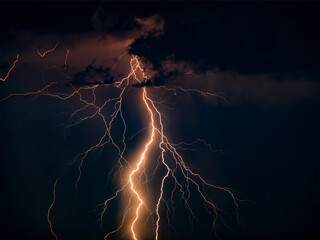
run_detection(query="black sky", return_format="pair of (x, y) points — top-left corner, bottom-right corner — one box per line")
(0, 1), (319, 240)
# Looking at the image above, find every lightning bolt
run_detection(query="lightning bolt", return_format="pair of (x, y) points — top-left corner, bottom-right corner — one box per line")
(129, 87), (155, 240)
(47, 177), (60, 240)
(0, 54), (19, 82)
(37, 42), (60, 57)
(63, 46), (69, 70)
(1, 49), (241, 240)
(99, 56), (240, 240)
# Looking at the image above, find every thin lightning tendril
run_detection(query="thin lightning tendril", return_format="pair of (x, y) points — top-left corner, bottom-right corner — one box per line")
(0, 54), (19, 82)
(37, 42), (60, 57)
(63, 46), (69, 70)
(47, 177), (60, 240)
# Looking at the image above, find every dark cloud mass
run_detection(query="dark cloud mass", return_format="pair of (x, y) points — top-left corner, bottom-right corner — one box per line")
(91, 1), (168, 35)
(92, 7), (141, 34)
(129, 2), (319, 79)
(72, 60), (114, 85)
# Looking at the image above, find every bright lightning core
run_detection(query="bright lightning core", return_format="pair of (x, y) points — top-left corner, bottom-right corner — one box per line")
(1, 51), (240, 240)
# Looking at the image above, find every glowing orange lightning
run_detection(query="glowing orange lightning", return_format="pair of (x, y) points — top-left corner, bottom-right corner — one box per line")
(63, 46), (69, 70)
(47, 177), (60, 240)
(129, 87), (155, 240)
(0, 54), (19, 82)
(99, 56), (240, 240)
(37, 42), (60, 57)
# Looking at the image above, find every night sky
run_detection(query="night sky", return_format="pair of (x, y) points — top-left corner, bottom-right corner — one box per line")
(0, 1), (319, 240)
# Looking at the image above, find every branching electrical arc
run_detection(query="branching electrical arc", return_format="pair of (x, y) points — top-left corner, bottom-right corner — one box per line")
(1, 43), (240, 240)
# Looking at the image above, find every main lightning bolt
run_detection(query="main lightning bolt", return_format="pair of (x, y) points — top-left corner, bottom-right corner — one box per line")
(129, 87), (155, 240)
(1, 48), (240, 240)
(99, 56), (240, 240)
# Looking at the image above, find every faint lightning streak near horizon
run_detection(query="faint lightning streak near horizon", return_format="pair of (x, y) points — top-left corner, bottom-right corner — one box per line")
(0, 54), (19, 82)
(63, 46), (69, 70)
(37, 42), (60, 57)
(47, 177), (60, 240)
(0, 82), (57, 103)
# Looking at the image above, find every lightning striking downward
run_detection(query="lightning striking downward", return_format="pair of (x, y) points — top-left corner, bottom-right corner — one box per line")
(94, 56), (240, 240)
(129, 87), (155, 240)
(1, 49), (240, 240)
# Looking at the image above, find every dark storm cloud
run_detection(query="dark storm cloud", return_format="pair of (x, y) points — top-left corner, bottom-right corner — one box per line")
(90, 0), (171, 35)
(91, 3), (165, 40)
(133, 69), (179, 87)
(71, 60), (114, 86)
(92, 6), (141, 34)
(129, 2), (320, 81)
(0, 62), (10, 72)
(0, 1), (96, 57)
(0, 1), (96, 36)
(1, 1), (318, 105)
